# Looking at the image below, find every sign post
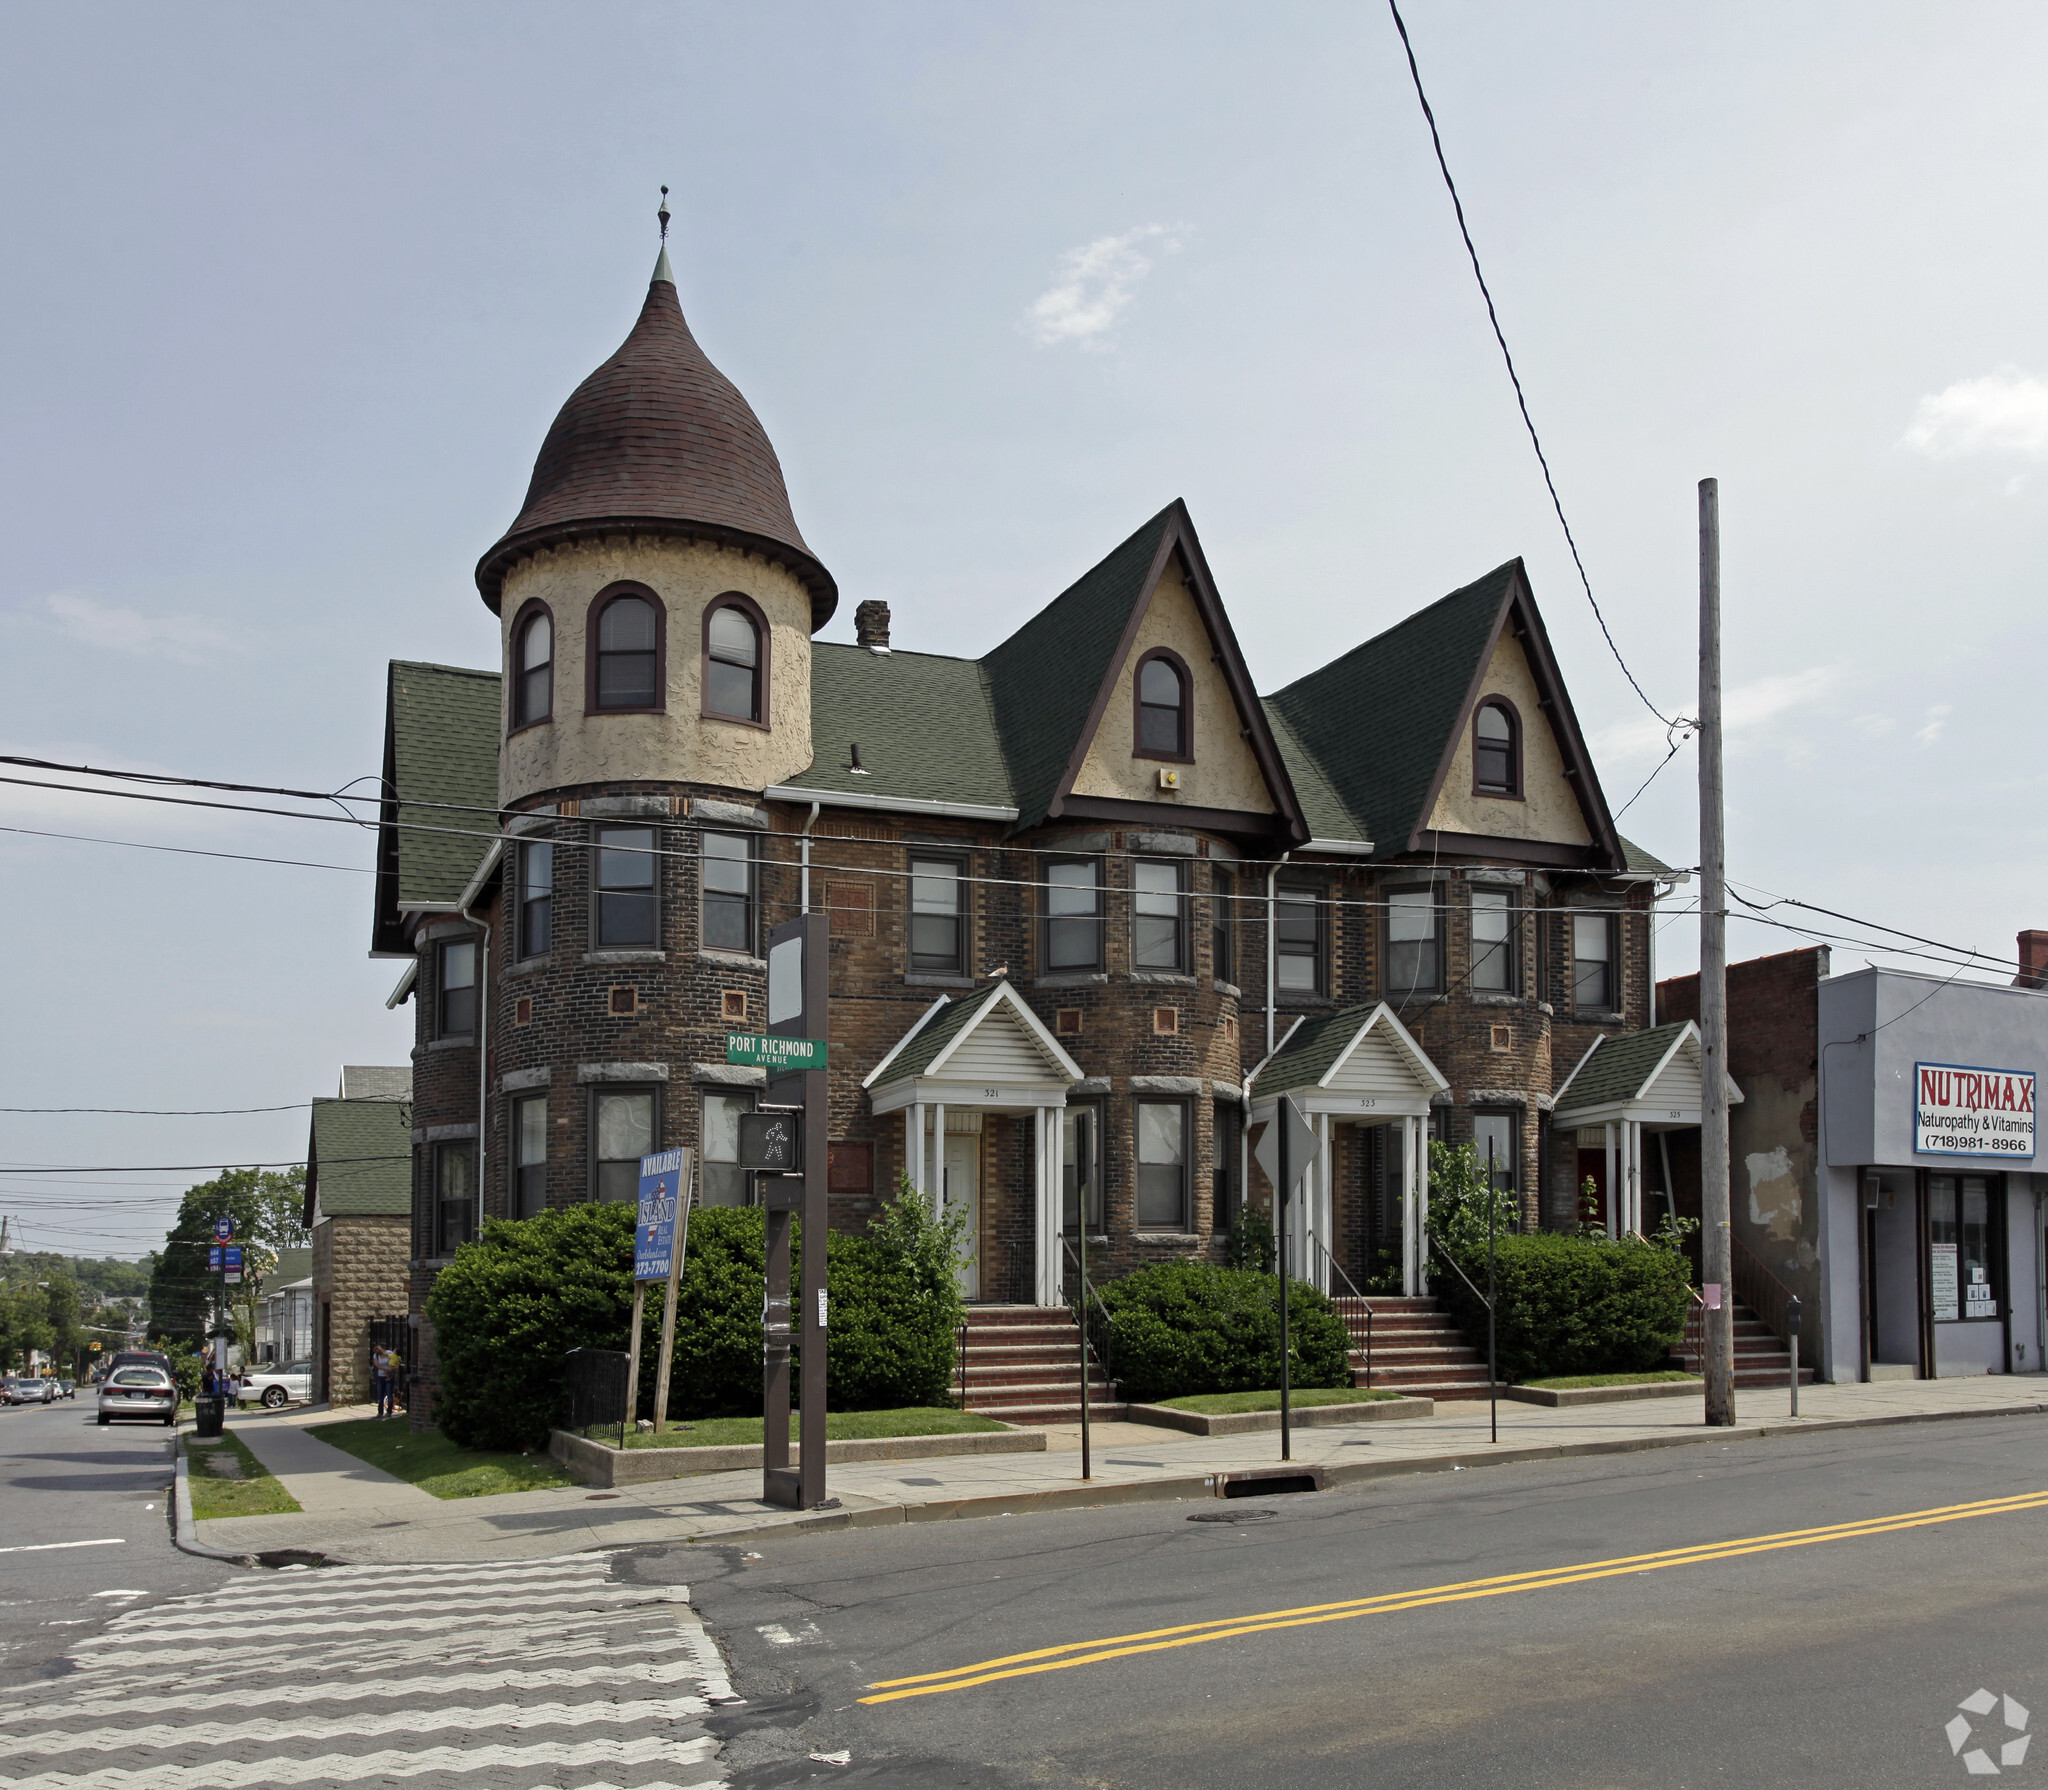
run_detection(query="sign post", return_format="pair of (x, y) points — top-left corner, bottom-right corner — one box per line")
(628, 1148), (691, 1435)
(1253, 1096), (1321, 1462)
(749, 913), (833, 1510)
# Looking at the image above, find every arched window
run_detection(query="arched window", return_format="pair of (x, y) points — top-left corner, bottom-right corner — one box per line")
(1473, 699), (1520, 796)
(702, 594), (770, 727)
(589, 588), (662, 712)
(1134, 650), (1190, 759)
(512, 607), (552, 728)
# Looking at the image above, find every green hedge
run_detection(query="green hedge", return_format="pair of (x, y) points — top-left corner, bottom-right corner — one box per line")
(426, 1198), (965, 1452)
(1095, 1262), (1351, 1405)
(1432, 1233), (1693, 1385)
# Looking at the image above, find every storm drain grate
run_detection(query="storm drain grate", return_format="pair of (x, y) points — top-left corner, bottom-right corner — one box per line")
(1188, 1507), (1276, 1524)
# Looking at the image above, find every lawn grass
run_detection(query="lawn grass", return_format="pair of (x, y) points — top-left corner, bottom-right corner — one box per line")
(593, 1407), (1007, 1451)
(186, 1430), (302, 1520)
(1521, 1370), (1702, 1391)
(1153, 1387), (1406, 1415)
(310, 1419), (576, 1499)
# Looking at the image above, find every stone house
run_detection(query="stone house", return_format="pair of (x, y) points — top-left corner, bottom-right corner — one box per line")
(304, 1073), (412, 1406)
(369, 243), (1684, 1411)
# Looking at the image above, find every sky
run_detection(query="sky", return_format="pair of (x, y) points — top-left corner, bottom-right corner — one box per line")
(3, 1), (2046, 1258)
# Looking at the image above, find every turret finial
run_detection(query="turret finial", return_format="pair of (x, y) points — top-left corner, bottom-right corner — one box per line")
(652, 186), (676, 286)
(658, 186), (670, 243)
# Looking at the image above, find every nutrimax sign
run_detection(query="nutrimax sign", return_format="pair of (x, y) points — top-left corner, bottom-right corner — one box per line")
(1914, 1062), (2036, 1160)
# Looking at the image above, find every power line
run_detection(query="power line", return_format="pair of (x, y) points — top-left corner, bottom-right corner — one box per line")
(1385, 0), (1684, 735)
(0, 824), (371, 875)
(0, 1102), (315, 1116)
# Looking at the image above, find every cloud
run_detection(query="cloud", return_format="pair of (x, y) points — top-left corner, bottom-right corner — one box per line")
(1024, 225), (1185, 349)
(1901, 368), (2048, 459)
(1915, 703), (1952, 747)
(39, 591), (239, 663)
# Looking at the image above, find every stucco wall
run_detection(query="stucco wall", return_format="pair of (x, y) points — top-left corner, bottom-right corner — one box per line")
(1069, 559), (1276, 817)
(498, 535), (814, 805)
(1426, 630), (1593, 846)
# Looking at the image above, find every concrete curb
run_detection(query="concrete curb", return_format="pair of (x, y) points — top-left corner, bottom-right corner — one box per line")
(549, 1423), (1045, 1488)
(685, 1398), (2048, 1550)
(1124, 1397), (1433, 1436)
(1505, 1380), (1702, 1408)
(170, 1438), (259, 1567)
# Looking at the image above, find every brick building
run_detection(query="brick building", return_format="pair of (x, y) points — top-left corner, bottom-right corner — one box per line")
(304, 1075), (411, 1406)
(370, 241), (1685, 1409)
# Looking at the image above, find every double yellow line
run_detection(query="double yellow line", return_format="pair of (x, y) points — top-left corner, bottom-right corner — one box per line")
(861, 1486), (2048, 1704)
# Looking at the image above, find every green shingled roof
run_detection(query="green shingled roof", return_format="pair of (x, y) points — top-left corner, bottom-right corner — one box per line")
(1264, 564), (1515, 854)
(778, 645), (1015, 809)
(1553, 1022), (1692, 1115)
(981, 506), (1174, 829)
(870, 994), (987, 1087)
(1619, 835), (1676, 876)
(373, 661), (502, 949)
(1255, 1004), (1387, 1096)
(305, 1097), (413, 1223)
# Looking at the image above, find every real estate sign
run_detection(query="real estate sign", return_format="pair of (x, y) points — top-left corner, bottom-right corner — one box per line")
(1914, 1062), (2036, 1160)
(635, 1148), (689, 1281)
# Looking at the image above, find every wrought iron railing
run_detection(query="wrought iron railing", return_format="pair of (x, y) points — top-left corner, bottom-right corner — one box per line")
(1731, 1233), (1799, 1360)
(1060, 1233), (1117, 1393)
(954, 1321), (970, 1409)
(1677, 1286), (1707, 1371)
(1310, 1238), (1377, 1389)
(563, 1346), (630, 1450)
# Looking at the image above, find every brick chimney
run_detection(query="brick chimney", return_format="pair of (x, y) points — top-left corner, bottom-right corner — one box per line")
(854, 600), (892, 654)
(2016, 930), (2048, 990)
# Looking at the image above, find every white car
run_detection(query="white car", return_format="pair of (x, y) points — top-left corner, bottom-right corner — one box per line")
(98, 1366), (177, 1426)
(239, 1361), (313, 1409)
(3, 1377), (55, 1407)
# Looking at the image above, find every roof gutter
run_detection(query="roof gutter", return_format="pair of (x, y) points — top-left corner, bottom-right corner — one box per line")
(385, 961), (418, 1011)
(765, 785), (1019, 823)
(455, 838), (502, 1247)
(1300, 836), (1376, 856)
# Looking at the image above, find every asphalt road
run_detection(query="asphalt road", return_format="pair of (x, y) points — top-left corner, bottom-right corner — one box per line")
(685, 1413), (2048, 1789)
(0, 1393), (230, 1688)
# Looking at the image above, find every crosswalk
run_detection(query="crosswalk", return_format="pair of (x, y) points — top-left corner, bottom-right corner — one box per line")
(0, 1554), (737, 1790)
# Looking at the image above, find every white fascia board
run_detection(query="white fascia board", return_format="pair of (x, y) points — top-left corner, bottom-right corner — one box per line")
(861, 996), (953, 1090)
(1550, 1033), (1607, 1109)
(1328, 1001), (1450, 1095)
(924, 981), (1087, 1084)
(455, 838), (505, 913)
(1250, 1090), (1435, 1123)
(1302, 836), (1376, 856)
(385, 960), (419, 1010)
(1242, 1015), (1307, 1092)
(869, 1079), (1073, 1117)
(765, 785), (1019, 823)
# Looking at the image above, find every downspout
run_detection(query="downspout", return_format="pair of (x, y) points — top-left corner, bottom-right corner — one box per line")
(458, 884), (494, 1240)
(800, 801), (821, 914)
(1266, 852), (1291, 1060)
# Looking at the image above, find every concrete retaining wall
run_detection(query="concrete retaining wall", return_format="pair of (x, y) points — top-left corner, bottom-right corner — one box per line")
(1123, 1396), (1433, 1436)
(1505, 1379), (1701, 1408)
(549, 1423), (1045, 1488)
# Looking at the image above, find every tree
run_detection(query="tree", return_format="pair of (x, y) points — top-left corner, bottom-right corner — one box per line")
(1424, 1140), (1523, 1254)
(148, 1168), (308, 1350)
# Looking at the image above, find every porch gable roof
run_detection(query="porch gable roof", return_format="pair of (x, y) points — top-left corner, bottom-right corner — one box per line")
(865, 981), (1084, 1093)
(1248, 1001), (1448, 1104)
(1551, 1020), (1743, 1124)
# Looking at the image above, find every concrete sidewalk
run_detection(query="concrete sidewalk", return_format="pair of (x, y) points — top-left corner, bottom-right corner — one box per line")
(190, 1376), (2048, 1566)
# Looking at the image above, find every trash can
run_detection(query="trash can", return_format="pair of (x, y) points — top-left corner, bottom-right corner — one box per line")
(193, 1395), (225, 1438)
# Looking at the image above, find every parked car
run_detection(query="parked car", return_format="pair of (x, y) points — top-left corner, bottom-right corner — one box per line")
(238, 1361), (313, 1409)
(107, 1350), (173, 1376)
(2, 1377), (54, 1407)
(98, 1366), (177, 1427)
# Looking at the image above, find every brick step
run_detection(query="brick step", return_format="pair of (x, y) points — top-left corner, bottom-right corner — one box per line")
(1364, 1365), (1494, 1388)
(981, 1402), (1133, 1426)
(962, 1306), (1074, 1327)
(962, 1364), (1113, 1390)
(963, 1385), (1125, 1412)
(962, 1331), (1081, 1353)
(1404, 1381), (1514, 1401)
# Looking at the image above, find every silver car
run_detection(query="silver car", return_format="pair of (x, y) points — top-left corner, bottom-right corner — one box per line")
(239, 1361), (313, 1410)
(98, 1366), (177, 1426)
(3, 1376), (54, 1407)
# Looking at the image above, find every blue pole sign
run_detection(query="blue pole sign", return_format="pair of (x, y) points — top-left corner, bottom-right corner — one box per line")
(208, 1245), (223, 1271)
(214, 1216), (235, 1242)
(636, 1148), (689, 1283)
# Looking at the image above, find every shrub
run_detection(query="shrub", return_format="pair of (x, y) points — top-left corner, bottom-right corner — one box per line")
(426, 1195), (968, 1452)
(1094, 1261), (1351, 1405)
(1424, 1141), (1522, 1252)
(1431, 1233), (1693, 1385)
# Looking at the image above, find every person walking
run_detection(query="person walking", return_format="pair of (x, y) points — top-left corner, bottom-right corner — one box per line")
(371, 1343), (396, 1419)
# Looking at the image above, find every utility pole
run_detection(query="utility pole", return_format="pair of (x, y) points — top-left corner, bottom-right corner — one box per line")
(1699, 477), (1736, 1427)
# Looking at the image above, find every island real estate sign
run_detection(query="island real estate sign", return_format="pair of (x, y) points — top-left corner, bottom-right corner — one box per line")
(1914, 1062), (2036, 1159)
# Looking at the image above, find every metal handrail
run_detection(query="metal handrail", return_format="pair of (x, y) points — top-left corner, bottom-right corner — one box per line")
(1059, 1233), (1117, 1390)
(1730, 1232), (1799, 1359)
(1426, 1234), (1491, 1309)
(1678, 1285), (1708, 1373)
(954, 1320), (970, 1410)
(1310, 1237), (1376, 1390)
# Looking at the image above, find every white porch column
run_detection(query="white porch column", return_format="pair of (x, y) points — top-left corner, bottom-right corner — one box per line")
(1401, 1115), (1422, 1296)
(1315, 1113), (1333, 1292)
(931, 1101), (947, 1220)
(909, 1103), (926, 1205)
(1036, 1107), (1059, 1307)
(1626, 1122), (1641, 1235)
(1604, 1122), (1618, 1240)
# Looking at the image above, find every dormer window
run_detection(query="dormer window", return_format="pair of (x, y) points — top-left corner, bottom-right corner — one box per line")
(1474, 699), (1520, 796)
(512, 607), (552, 728)
(590, 588), (662, 712)
(1135, 650), (1191, 760)
(703, 595), (768, 726)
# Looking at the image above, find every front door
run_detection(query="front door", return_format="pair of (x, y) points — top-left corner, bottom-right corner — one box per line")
(943, 1132), (980, 1299)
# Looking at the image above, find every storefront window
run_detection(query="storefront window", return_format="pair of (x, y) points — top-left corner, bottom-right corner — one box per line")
(1929, 1173), (2000, 1321)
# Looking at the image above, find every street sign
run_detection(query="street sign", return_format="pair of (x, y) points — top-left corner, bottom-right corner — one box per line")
(726, 1032), (827, 1072)
(1252, 1096), (1321, 1202)
(213, 1216), (235, 1242)
(634, 1149), (688, 1282)
(223, 1245), (242, 1272)
(739, 1108), (802, 1175)
(208, 1245), (223, 1271)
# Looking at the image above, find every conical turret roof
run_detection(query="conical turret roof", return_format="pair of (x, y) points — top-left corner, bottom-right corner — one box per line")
(476, 256), (835, 626)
